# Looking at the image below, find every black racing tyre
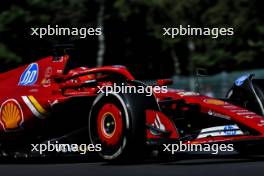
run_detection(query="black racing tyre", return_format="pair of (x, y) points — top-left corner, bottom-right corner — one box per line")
(88, 92), (159, 161)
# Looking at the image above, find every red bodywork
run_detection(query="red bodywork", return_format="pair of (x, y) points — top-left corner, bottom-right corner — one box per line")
(0, 55), (264, 148)
(0, 56), (133, 132)
(148, 90), (264, 144)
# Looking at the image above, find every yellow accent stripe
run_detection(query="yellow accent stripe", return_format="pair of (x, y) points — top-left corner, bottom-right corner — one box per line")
(28, 96), (46, 114)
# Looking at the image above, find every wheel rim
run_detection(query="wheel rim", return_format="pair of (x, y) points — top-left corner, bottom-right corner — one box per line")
(97, 103), (123, 146)
(101, 112), (116, 138)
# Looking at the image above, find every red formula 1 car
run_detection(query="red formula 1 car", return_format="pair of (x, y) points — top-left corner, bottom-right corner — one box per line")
(0, 52), (264, 160)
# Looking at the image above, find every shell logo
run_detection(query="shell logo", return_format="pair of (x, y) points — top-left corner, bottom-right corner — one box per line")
(0, 99), (24, 131)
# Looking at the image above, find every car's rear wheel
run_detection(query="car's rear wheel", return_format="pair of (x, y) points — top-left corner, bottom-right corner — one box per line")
(88, 91), (158, 161)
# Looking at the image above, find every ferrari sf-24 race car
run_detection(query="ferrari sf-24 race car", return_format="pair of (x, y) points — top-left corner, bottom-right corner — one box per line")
(0, 53), (264, 160)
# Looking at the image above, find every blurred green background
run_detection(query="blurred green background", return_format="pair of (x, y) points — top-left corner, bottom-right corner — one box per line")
(0, 0), (263, 81)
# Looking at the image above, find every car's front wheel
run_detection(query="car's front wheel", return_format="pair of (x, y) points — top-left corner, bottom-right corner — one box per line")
(88, 91), (158, 161)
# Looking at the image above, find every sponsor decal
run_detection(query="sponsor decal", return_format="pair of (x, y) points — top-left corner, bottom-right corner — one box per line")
(0, 99), (24, 131)
(41, 67), (53, 87)
(29, 88), (39, 93)
(204, 99), (225, 106)
(236, 112), (255, 115)
(177, 91), (200, 97)
(207, 110), (230, 120)
(197, 125), (243, 139)
(150, 114), (166, 136)
(223, 105), (238, 109)
(48, 100), (59, 107)
(45, 67), (53, 78)
(223, 125), (237, 135)
(19, 63), (39, 86)
(235, 74), (250, 86)
(22, 96), (47, 119)
(230, 109), (248, 112)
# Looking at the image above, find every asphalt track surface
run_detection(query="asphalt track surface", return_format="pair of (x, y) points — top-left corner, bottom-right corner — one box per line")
(1, 153), (264, 176)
